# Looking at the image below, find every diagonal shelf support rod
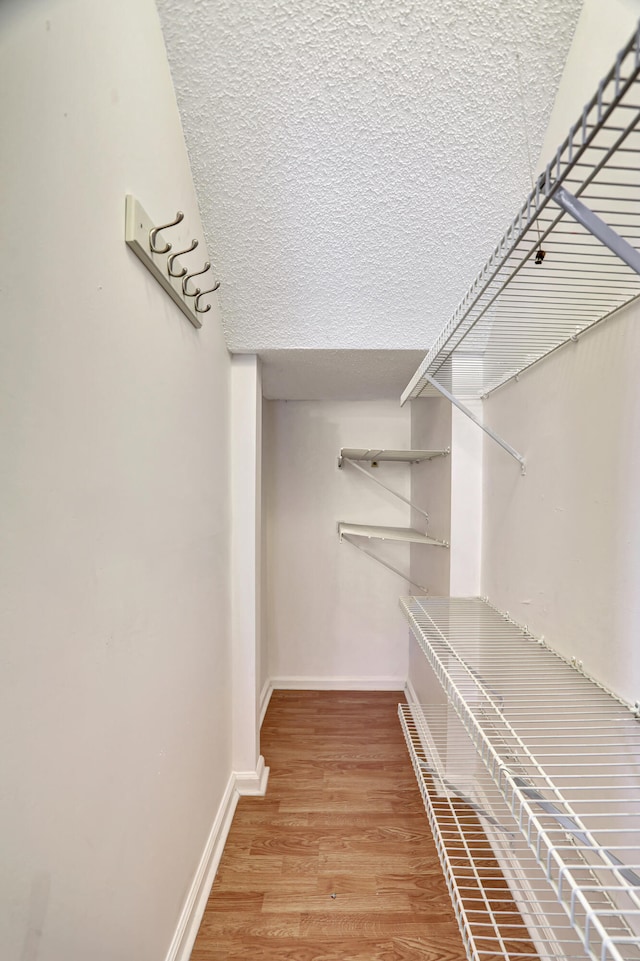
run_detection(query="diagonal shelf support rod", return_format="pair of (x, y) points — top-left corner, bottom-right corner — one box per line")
(552, 187), (640, 276)
(341, 534), (427, 594)
(423, 375), (526, 473)
(342, 458), (429, 522)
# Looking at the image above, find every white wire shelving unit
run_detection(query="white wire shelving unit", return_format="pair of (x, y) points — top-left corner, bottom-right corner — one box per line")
(400, 703), (591, 961)
(401, 22), (640, 467)
(337, 522), (448, 593)
(337, 448), (449, 592)
(337, 448), (449, 468)
(338, 522), (446, 546)
(337, 449), (449, 520)
(401, 596), (640, 961)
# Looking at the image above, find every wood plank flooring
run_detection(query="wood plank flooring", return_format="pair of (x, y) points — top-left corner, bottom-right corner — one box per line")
(190, 690), (465, 961)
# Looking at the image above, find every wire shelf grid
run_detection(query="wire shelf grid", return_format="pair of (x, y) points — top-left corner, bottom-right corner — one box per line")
(402, 22), (640, 403)
(401, 596), (640, 961)
(400, 703), (601, 961)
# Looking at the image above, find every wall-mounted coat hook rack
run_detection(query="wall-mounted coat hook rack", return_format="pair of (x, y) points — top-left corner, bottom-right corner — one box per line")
(124, 195), (220, 330)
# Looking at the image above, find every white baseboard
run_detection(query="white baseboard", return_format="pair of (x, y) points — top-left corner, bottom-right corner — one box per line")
(234, 754), (270, 796)
(270, 675), (406, 691)
(261, 677), (407, 723)
(164, 773), (238, 961)
(259, 679), (273, 728)
(404, 677), (419, 707)
(165, 755), (269, 961)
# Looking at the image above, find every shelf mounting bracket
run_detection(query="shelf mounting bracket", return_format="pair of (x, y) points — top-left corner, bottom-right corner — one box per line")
(341, 458), (429, 522)
(552, 186), (640, 276)
(340, 534), (428, 594)
(423, 374), (526, 473)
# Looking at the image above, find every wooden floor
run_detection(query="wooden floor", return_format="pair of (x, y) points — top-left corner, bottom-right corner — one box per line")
(191, 690), (466, 960)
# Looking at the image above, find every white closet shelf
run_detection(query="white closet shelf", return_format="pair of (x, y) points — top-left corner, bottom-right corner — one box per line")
(402, 23), (640, 404)
(401, 596), (640, 961)
(337, 523), (448, 547)
(399, 703), (589, 961)
(338, 448), (449, 467)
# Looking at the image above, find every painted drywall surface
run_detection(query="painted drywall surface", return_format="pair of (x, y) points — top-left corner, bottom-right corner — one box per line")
(535, 0), (640, 175)
(481, 1), (640, 706)
(259, 349), (427, 401)
(263, 400), (411, 682)
(260, 396), (271, 700)
(409, 398), (452, 597)
(450, 405), (482, 597)
(230, 356), (262, 774)
(408, 398), (451, 704)
(407, 395), (482, 702)
(0, 2), (232, 959)
(482, 297), (640, 706)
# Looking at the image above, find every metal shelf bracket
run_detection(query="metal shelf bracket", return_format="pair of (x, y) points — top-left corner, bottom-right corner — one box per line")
(340, 457), (429, 522)
(339, 533), (428, 594)
(552, 187), (640, 276)
(423, 374), (526, 474)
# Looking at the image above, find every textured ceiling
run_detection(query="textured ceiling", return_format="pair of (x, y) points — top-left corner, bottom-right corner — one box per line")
(157, 0), (582, 390)
(260, 349), (427, 400)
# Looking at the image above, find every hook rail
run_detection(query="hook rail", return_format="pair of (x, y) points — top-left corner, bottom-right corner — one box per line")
(124, 195), (219, 330)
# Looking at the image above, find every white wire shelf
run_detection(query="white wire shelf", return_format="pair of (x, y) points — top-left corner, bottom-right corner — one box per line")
(402, 22), (640, 403)
(337, 522), (447, 546)
(401, 596), (640, 961)
(338, 448), (449, 466)
(400, 703), (591, 961)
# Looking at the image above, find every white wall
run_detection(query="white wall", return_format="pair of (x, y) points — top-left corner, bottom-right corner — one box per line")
(230, 356), (264, 776)
(481, 1), (640, 707)
(263, 400), (412, 686)
(483, 298), (640, 707)
(408, 397), (451, 704)
(535, 0), (640, 174)
(409, 397), (452, 597)
(449, 406), (482, 597)
(260, 397), (270, 703)
(0, 3), (233, 959)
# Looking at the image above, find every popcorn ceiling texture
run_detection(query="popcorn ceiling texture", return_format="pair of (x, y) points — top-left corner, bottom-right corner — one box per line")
(157, 0), (581, 355)
(260, 349), (428, 400)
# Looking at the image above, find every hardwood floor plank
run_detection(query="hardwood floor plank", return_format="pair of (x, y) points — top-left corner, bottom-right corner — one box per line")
(261, 892), (414, 914)
(202, 891), (265, 913)
(191, 935), (463, 961)
(317, 852), (442, 874)
(195, 912), (301, 938)
(299, 913), (462, 938)
(313, 873), (378, 896)
(278, 798), (396, 813)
